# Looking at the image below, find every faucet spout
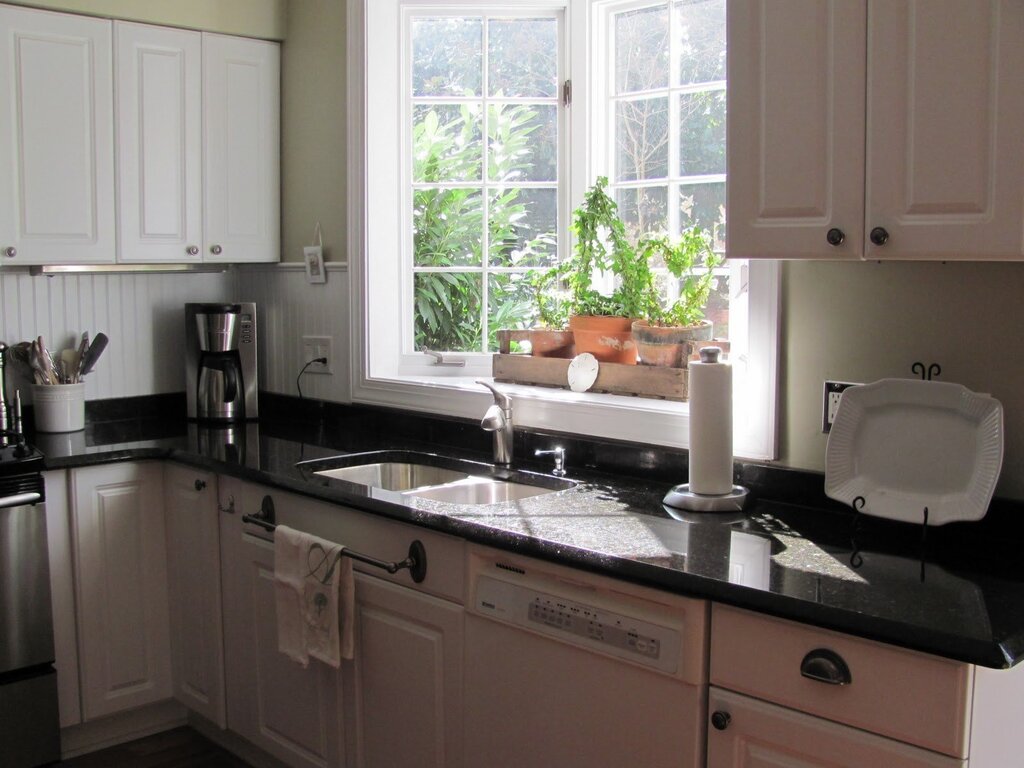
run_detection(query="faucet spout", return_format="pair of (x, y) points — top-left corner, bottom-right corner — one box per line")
(477, 380), (514, 466)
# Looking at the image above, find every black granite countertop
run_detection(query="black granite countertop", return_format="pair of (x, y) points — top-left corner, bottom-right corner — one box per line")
(31, 404), (1024, 670)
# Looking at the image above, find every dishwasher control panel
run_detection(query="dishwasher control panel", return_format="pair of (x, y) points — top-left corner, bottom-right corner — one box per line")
(474, 574), (682, 674)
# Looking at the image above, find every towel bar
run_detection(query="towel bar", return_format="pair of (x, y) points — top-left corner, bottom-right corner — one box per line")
(242, 494), (428, 583)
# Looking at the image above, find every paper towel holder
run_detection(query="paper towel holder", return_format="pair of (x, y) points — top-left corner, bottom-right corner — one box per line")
(663, 345), (750, 512)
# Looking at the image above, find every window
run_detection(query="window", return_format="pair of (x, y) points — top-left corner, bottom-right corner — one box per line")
(352, 0), (779, 459)
(409, 13), (562, 353)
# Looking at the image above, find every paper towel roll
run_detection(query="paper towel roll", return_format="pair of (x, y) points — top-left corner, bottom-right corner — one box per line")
(688, 349), (733, 495)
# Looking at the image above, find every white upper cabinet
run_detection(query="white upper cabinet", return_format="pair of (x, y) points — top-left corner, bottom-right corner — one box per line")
(0, 7), (279, 266)
(865, 1), (1024, 259)
(0, 6), (115, 265)
(115, 22), (203, 264)
(203, 34), (280, 263)
(728, 0), (1024, 260)
(727, 1), (867, 260)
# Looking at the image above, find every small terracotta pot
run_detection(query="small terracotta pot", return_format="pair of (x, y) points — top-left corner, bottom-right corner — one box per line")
(631, 320), (713, 368)
(569, 315), (637, 365)
(528, 329), (575, 359)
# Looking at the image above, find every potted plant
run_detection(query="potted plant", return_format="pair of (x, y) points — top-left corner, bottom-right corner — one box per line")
(631, 227), (722, 367)
(532, 177), (656, 364)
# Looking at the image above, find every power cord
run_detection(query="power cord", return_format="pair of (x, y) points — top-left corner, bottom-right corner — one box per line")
(296, 357), (327, 399)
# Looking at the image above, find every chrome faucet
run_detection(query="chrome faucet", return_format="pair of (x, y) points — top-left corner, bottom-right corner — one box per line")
(477, 380), (513, 466)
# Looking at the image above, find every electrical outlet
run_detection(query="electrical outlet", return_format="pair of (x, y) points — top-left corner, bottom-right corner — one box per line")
(301, 335), (333, 374)
(822, 381), (860, 433)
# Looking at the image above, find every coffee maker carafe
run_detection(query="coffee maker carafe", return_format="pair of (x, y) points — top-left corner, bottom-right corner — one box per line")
(185, 303), (258, 422)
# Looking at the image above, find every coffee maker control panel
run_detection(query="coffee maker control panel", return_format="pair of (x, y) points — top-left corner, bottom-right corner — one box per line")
(240, 314), (255, 346)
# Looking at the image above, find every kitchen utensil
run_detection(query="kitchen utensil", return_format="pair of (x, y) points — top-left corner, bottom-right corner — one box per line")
(29, 341), (48, 385)
(60, 349), (80, 384)
(37, 337), (58, 384)
(75, 332), (89, 380)
(79, 332), (108, 376)
(825, 378), (1004, 525)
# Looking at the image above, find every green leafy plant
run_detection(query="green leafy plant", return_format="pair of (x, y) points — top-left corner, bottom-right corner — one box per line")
(533, 176), (657, 321)
(638, 226), (722, 327)
(530, 179), (722, 330)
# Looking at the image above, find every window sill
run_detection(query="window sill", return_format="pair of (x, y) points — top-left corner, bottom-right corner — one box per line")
(352, 371), (775, 460)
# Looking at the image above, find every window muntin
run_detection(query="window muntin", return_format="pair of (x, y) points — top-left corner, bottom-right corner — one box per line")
(408, 12), (563, 354)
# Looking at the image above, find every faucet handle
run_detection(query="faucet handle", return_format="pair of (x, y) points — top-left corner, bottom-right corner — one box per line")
(534, 446), (566, 476)
(477, 379), (513, 410)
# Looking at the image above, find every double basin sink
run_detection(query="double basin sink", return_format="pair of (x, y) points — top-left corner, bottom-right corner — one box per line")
(297, 450), (576, 506)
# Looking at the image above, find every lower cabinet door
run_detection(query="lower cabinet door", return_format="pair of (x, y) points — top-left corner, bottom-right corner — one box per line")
(346, 573), (463, 768)
(72, 462), (172, 720)
(707, 688), (966, 768)
(221, 507), (342, 768)
(164, 465), (225, 726)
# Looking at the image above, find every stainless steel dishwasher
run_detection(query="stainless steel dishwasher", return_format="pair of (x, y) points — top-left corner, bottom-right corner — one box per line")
(463, 545), (708, 768)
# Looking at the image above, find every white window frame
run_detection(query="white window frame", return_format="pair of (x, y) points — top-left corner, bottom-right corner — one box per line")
(348, 0), (780, 460)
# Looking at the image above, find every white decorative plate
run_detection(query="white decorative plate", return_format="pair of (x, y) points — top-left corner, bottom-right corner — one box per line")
(825, 378), (1004, 526)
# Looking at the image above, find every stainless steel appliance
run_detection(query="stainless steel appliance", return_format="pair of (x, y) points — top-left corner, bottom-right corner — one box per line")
(185, 303), (258, 421)
(0, 438), (60, 768)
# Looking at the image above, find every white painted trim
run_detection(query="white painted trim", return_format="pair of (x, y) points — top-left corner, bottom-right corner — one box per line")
(234, 261), (348, 272)
(59, 699), (187, 759)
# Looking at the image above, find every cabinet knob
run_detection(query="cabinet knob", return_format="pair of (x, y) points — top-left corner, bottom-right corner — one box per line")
(194, 479), (207, 491)
(710, 711), (731, 731)
(186, 245), (199, 256)
(826, 228), (845, 246)
(3, 246), (15, 258)
(869, 227), (889, 246)
(800, 648), (852, 685)
(210, 244), (223, 256)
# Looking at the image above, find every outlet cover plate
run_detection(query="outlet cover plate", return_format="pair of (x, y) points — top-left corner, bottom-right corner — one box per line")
(822, 381), (860, 433)
(302, 335), (333, 374)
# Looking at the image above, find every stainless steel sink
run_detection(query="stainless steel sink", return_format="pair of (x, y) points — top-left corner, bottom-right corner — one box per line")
(313, 462), (468, 492)
(300, 450), (576, 505)
(404, 476), (560, 505)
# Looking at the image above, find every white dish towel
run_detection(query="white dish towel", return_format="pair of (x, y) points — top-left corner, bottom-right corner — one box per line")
(274, 525), (355, 667)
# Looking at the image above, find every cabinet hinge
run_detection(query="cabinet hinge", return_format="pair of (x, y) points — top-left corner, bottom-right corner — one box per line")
(562, 79), (572, 107)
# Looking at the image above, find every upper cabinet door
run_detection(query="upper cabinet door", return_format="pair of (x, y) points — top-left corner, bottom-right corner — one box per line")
(727, 1), (867, 259)
(866, 0), (1024, 260)
(202, 33), (280, 263)
(0, 6), (115, 265)
(115, 22), (202, 264)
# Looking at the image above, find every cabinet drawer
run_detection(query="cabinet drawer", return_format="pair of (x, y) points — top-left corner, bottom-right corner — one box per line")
(710, 605), (972, 758)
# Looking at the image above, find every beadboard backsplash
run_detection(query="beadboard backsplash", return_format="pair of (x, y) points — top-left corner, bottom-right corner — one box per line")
(0, 264), (350, 404)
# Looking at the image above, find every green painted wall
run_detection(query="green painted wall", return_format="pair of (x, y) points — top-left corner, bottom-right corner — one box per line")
(280, 0), (347, 264)
(4, 0), (287, 38)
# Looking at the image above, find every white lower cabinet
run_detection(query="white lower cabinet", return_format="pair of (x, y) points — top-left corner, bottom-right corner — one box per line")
(346, 573), (463, 768)
(70, 462), (172, 720)
(220, 487), (343, 768)
(707, 688), (964, 768)
(164, 464), (226, 727)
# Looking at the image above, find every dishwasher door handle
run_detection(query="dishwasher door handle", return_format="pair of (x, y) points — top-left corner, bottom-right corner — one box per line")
(0, 492), (42, 509)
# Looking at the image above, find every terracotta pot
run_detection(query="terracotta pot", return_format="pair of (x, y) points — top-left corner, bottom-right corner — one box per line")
(528, 329), (575, 359)
(631, 320), (713, 368)
(569, 315), (637, 365)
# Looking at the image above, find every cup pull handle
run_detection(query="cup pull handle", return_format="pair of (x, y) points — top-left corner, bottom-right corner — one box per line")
(800, 648), (852, 685)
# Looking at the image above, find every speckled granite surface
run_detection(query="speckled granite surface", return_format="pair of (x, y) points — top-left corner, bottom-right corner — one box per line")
(32, 410), (1024, 669)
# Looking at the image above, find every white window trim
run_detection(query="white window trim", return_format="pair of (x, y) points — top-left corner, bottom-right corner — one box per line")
(347, 0), (780, 461)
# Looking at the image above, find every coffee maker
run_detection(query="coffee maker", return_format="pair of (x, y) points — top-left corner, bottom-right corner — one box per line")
(185, 303), (258, 421)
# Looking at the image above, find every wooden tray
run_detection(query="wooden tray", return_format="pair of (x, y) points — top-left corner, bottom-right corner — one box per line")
(493, 330), (687, 401)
